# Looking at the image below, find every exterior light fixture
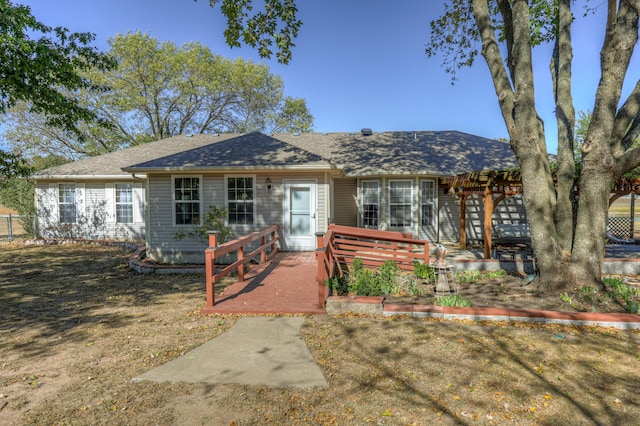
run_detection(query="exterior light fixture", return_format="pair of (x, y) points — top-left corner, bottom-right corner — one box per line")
(266, 177), (272, 191)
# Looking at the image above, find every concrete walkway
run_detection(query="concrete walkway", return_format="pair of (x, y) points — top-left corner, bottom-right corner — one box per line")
(132, 316), (328, 389)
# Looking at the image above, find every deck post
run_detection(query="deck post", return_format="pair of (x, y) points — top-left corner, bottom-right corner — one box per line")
(238, 245), (245, 282)
(204, 231), (220, 307)
(270, 226), (279, 256)
(206, 230), (219, 248)
(315, 232), (327, 308)
(261, 235), (267, 263)
(205, 250), (214, 307)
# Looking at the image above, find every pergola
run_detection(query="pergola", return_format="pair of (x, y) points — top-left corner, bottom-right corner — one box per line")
(440, 170), (640, 259)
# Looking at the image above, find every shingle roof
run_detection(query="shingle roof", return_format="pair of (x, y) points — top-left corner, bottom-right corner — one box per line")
(278, 130), (518, 176)
(32, 130), (519, 179)
(122, 132), (330, 172)
(30, 134), (239, 179)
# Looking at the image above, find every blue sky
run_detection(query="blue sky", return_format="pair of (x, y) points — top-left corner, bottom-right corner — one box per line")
(8, 0), (640, 154)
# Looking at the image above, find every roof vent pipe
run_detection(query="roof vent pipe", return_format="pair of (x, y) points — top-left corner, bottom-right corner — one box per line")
(361, 128), (372, 136)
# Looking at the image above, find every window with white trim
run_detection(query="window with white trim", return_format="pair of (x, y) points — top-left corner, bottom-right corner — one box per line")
(58, 184), (77, 223)
(361, 180), (380, 227)
(174, 176), (201, 225)
(420, 179), (436, 226)
(227, 177), (255, 225)
(115, 183), (133, 224)
(388, 180), (412, 227)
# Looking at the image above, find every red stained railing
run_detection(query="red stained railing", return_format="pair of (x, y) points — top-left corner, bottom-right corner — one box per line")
(316, 225), (430, 306)
(204, 224), (280, 308)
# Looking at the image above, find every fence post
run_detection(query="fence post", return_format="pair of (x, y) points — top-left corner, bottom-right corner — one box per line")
(261, 234), (267, 263)
(8, 213), (13, 241)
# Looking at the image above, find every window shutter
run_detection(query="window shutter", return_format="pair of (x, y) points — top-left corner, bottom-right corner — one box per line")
(45, 184), (59, 223)
(133, 183), (144, 223)
(76, 184), (85, 219)
(105, 183), (115, 223)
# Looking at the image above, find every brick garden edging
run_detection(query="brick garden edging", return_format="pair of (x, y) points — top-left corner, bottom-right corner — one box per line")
(326, 296), (640, 330)
(128, 246), (205, 274)
(127, 246), (640, 327)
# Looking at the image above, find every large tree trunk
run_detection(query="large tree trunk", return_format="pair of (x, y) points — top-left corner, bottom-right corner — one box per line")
(551, 0), (577, 254)
(473, 0), (640, 294)
(570, 165), (613, 286)
(473, 0), (569, 292)
(570, 0), (640, 286)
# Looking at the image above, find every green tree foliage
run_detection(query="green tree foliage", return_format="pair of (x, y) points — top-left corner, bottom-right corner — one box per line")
(3, 32), (313, 159)
(271, 97), (314, 133)
(203, 0), (302, 64)
(0, 155), (69, 235)
(0, 0), (114, 174)
(0, 151), (30, 180)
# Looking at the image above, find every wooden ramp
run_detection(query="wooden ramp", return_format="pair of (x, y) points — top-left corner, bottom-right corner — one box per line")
(201, 252), (326, 315)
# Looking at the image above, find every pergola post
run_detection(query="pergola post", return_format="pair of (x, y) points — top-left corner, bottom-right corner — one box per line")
(459, 194), (468, 249)
(483, 187), (494, 259)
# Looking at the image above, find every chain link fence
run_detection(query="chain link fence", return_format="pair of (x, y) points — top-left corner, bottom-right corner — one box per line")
(0, 214), (27, 241)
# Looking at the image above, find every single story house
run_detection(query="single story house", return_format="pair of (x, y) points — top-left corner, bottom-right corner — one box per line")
(31, 130), (525, 263)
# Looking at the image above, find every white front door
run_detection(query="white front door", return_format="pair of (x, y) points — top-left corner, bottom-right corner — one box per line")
(283, 180), (317, 251)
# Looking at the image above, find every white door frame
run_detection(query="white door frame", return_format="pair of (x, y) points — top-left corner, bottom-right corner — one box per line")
(282, 179), (317, 251)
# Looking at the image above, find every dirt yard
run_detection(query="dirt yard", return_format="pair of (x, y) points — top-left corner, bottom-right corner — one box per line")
(2, 243), (640, 425)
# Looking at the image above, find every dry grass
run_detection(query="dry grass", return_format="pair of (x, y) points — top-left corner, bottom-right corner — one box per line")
(1, 243), (640, 425)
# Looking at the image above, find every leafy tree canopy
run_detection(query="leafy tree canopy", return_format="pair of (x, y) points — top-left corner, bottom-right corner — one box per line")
(0, 0), (114, 175)
(3, 31), (314, 160)
(0, 154), (69, 235)
(0, 0), (114, 130)
(202, 0), (302, 64)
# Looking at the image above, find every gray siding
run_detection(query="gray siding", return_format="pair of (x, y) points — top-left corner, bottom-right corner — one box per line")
(147, 172), (327, 264)
(35, 180), (145, 241)
(331, 178), (358, 227)
(438, 193), (461, 243)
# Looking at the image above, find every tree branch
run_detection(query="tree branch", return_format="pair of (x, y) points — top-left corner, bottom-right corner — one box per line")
(585, 0), (639, 158)
(471, 0), (516, 133)
(612, 80), (640, 151)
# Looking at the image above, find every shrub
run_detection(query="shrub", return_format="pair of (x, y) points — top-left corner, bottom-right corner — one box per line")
(603, 276), (640, 313)
(325, 276), (348, 295)
(327, 258), (426, 297)
(397, 273), (424, 296)
(435, 294), (471, 307)
(174, 206), (231, 244)
(413, 261), (434, 281)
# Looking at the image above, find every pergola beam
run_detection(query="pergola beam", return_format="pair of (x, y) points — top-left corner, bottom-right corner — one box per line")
(441, 170), (640, 259)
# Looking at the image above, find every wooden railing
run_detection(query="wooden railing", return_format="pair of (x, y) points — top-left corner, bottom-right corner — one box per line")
(316, 224), (430, 306)
(204, 224), (280, 308)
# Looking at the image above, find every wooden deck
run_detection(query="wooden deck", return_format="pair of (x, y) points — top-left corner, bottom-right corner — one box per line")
(200, 252), (326, 315)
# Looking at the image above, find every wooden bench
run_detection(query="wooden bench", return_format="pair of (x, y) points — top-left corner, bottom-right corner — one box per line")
(492, 223), (532, 259)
